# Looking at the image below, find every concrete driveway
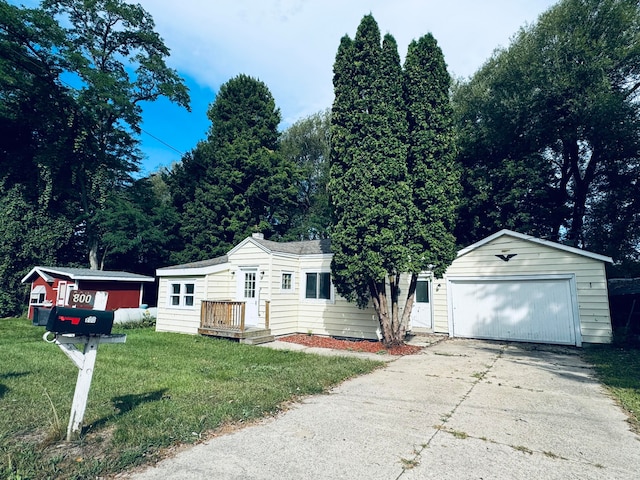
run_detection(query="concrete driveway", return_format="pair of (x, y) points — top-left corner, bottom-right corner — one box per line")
(126, 338), (640, 480)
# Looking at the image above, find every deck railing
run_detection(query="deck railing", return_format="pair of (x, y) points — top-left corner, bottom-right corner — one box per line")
(201, 300), (245, 331)
(200, 300), (271, 332)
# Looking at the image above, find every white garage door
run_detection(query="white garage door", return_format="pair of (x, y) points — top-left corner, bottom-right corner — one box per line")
(448, 276), (581, 346)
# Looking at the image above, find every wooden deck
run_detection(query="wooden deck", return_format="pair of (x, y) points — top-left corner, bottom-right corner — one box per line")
(198, 300), (273, 344)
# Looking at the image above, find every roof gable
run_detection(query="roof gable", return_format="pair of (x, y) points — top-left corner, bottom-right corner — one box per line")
(158, 236), (333, 275)
(227, 237), (332, 257)
(457, 229), (613, 263)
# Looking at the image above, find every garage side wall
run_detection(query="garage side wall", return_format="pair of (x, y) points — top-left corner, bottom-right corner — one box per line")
(433, 235), (612, 344)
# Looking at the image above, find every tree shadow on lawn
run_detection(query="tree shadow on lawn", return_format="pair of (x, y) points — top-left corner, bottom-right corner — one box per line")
(0, 371), (30, 399)
(84, 388), (168, 433)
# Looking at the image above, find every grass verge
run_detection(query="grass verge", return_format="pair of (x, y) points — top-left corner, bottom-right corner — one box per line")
(583, 344), (640, 433)
(0, 318), (382, 479)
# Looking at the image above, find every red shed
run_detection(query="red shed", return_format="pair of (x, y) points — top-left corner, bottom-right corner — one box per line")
(21, 266), (155, 319)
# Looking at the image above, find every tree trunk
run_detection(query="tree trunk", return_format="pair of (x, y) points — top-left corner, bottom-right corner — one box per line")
(568, 184), (588, 247)
(369, 277), (406, 347)
(565, 139), (599, 247)
(89, 239), (99, 270)
(400, 273), (418, 329)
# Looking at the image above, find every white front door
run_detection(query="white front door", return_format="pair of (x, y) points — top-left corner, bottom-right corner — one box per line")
(410, 276), (432, 329)
(238, 268), (259, 327)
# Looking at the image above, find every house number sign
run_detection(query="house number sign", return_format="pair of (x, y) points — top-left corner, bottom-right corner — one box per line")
(68, 290), (108, 310)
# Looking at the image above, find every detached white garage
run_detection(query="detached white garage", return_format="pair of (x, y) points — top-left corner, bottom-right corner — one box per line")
(431, 230), (613, 346)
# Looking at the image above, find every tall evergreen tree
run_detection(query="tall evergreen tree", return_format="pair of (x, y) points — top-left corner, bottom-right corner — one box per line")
(401, 34), (460, 326)
(176, 75), (298, 262)
(329, 16), (414, 346)
(330, 16), (460, 346)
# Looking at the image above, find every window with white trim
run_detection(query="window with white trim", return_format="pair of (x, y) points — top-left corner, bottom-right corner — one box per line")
(30, 285), (47, 305)
(304, 272), (332, 300)
(281, 272), (294, 291)
(169, 281), (195, 308)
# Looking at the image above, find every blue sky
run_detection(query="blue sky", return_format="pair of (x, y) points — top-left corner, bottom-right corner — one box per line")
(137, 81), (214, 175)
(12, 0), (560, 176)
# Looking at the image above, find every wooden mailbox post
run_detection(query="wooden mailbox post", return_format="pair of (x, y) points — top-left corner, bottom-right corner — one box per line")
(37, 306), (126, 441)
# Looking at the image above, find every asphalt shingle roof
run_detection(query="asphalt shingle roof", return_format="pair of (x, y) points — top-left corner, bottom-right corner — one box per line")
(160, 255), (229, 270)
(253, 238), (332, 255)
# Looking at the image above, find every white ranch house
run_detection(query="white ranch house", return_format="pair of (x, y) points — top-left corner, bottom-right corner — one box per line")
(155, 230), (613, 346)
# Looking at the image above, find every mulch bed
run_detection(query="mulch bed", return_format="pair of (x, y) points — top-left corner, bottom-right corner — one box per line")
(279, 334), (422, 356)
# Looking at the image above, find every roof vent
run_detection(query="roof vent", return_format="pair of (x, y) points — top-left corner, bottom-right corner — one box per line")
(252, 233), (264, 240)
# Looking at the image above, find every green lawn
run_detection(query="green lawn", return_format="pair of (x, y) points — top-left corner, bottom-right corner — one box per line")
(0, 318), (382, 479)
(583, 344), (640, 433)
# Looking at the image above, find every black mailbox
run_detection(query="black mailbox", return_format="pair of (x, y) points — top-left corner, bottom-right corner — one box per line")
(45, 307), (115, 335)
(33, 307), (53, 327)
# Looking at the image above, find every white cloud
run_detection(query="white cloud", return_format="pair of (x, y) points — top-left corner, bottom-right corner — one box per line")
(8, 0), (559, 166)
(139, 0), (558, 125)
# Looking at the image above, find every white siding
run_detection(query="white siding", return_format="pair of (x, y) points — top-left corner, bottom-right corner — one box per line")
(433, 235), (612, 344)
(297, 256), (380, 340)
(204, 269), (233, 301)
(267, 254), (300, 336)
(155, 239), (392, 340)
(432, 280), (449, 333)
(156, 276), (206, 334)
(156, 233), (612, 345)
(227, 242), (272, 329)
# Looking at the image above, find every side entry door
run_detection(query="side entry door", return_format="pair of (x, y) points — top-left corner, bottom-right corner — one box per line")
(410, 275), (432, 329)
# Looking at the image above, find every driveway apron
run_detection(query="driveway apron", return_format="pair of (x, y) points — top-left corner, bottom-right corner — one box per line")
(126, 339), (640, 480)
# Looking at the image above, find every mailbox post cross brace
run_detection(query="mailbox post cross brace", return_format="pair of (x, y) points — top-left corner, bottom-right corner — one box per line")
(52, 334), (126, 441)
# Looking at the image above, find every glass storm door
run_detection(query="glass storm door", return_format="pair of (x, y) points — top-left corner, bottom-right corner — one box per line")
(410, 275), (432, 329)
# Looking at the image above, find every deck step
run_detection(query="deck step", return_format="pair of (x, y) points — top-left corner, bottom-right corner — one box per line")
(199, 327), (272, 343)
(240, 334), (275, 345)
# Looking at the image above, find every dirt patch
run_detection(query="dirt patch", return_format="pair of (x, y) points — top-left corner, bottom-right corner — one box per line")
(279, 334), (422, 356)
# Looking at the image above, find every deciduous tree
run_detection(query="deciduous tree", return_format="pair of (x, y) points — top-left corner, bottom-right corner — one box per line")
(42, 0), (190, 268)
(279, 109), (332, 240)
(93, 175), (179, 275)
(0, 183), (75, 316)
(453, 0), (640, 264)
(0, 0), (189, 311)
